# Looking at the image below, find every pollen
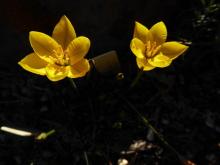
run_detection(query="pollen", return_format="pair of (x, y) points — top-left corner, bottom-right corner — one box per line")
(145, 41), (161, 58)
(52, 46), (70, 66)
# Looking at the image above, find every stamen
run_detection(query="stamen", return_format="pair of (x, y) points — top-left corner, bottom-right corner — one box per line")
(64, 50), (70, 62)
(151, 42), (157, 50)
(146, 41), (151, 51)
(51, 47), (70, 66)
(152, 45), (161, 56)
(48, 56), (57, 64)
(145, 41), (161, 58)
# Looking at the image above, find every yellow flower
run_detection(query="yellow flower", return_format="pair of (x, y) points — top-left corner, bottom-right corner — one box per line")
(130, 21), (189, 71)
(18, 15), (91, 81)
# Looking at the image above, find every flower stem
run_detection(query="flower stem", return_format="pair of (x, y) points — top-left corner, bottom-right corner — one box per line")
(130, 68), (144, 89)
(84, 151), (90, 165)
(68, 78), (78, 93)
(117, 93), (181, 159)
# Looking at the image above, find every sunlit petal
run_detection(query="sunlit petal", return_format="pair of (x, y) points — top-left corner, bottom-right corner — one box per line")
(18, 53), (48, 75)
(133, 21), (152, 43)
(67, 36), (90, 65)
(45, 64), (68, 81)
(148, 53), (172, 67)
(161, 42), (188, 60)
(149, 21), (167, 45)
(52, 15), (76, 50)
(29, 31), (60, 63)
(130, 38), (145, 59)
(136, 57), (155, 71)
(68, 59), (90, 78)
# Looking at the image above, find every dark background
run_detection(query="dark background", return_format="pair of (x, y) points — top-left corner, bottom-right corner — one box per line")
(0, 0), (220, 164)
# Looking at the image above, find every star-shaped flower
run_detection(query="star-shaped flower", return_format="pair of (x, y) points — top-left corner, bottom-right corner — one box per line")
(130, 21), (188, 71)
(19, 15), (90, 81)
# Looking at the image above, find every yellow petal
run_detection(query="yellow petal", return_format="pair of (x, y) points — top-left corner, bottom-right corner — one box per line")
(67, 36), (90, 65)
(148, 53), (172, 67)
(136, 57), (155, 71)
(29, 31), (60, 63)
(130, 38), (145, 59)
(68, 59), (90, 78)
(149, 21), (167, 45)
(52, 15), (76, 50)
(133, 21), (152, 43)
(160, 42), (189, 60)
(18, 53), (48, 75)
(45, 64), (68, 81)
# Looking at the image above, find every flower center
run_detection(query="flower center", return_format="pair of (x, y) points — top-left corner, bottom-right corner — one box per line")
(145, 41), (161, 58)
(51, 46), (70, 66)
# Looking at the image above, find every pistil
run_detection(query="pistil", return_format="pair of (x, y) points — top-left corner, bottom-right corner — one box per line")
(145, 41), (161, 58)
(52, 46), (70, 66)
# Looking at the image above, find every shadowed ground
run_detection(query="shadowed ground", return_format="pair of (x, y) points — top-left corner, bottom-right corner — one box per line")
(0, 0), (220, 164)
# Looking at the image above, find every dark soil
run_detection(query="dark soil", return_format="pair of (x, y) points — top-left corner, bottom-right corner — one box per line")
(0, 0), (220, 164)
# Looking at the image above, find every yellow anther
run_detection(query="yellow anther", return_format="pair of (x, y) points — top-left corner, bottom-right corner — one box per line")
(51, 47), (70, 66)
(146, 41), (151, 51)
(152, 45), (161, 56)
(145, 41), (161, 58)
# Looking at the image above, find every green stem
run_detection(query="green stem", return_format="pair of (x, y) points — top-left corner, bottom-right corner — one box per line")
(84, 151), (90, 165)
(68, 78), (78, 93)
(130, 68), (144, 89)
(46, 129), (56, 136)
(118, 93), (181, 158)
